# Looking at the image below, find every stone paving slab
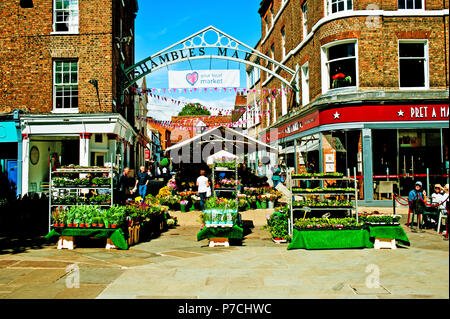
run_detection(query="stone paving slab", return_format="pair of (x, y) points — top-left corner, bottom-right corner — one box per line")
(2, 282), (67, 299)
(107, 257), (154, 268)
(0, 269), (33, 284)
(10, 269), (68, 284)
(159, 250), (205, 258)
(0, 260), (20, 268)
(0, 208), (447, 299)
(53, 284), (107, 299)
(11, 260), (73, 269)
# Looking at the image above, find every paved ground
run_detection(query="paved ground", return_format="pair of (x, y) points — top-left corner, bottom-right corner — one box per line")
(0, 207), (448, 299)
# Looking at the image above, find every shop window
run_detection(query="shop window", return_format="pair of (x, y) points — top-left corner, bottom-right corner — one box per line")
(53, 0), (79, 33)
(399, 41), (428, 88)
(398, 0), (423, 9)
(95, 134), (103, 143)
(327, 0), (353, 15)
(53, 60), (78, 111)
(90, 152), (105, 167)
(322, 41), (357, 92)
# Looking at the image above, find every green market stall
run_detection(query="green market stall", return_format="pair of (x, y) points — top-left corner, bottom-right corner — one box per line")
(197, 202), (243, 247)
(287, 228), (373, 250)
(45, 227), (128, 250)
(284, 215), (409, 250)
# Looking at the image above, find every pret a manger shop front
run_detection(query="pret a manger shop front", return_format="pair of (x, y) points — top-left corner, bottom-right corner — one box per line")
(263, 103), (449, 206)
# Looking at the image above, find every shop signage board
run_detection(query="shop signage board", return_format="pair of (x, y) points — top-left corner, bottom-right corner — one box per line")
(263, 104), (448, 144)
(320, 104), (449, 125)
(168, 70), (240, 89)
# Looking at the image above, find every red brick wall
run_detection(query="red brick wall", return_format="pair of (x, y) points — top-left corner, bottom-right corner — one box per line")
(257, 0), (449, 130)
(0, 0), (136, 115)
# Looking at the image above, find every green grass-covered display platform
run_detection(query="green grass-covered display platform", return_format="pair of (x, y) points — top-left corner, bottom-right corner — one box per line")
(197, 225), (243, 241)
(45, 228), (128, 250)
(287, 225), (409, 250)
(367, 225), (410, 246)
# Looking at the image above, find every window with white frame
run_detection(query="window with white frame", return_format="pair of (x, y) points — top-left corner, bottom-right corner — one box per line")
(281, 27), (286, 59)
(398, 0), (423, 9)
(323, 41), (357, 91)
(271, 44), (275, 71)
(281, 85), (288, 116)
(327, 0), (353, 15)
(53, 60), (78, 110)
(399, 41), (428, 88)
(302, 2), (308, 40)
(301, 62), (310, 106)
(53, 0), (79, 33)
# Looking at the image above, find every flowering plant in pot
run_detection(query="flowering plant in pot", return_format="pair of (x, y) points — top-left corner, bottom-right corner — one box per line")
(331, 73), (352, 89)
(180, 200), (189, 212)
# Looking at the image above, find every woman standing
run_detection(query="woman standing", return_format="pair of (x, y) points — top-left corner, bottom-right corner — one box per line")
(196, 170), (210, 211)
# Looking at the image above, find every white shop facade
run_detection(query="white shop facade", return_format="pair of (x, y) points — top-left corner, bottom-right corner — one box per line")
(20, 113), (137, 195)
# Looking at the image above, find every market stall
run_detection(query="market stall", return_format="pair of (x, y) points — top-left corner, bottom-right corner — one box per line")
(285, 213), (409, 250)
(46, 166), (178, 250)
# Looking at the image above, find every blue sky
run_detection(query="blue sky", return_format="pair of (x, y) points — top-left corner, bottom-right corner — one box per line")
(134, 0), (262, 120)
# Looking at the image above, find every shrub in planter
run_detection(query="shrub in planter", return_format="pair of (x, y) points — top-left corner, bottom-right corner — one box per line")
(263, 206), (291, 241)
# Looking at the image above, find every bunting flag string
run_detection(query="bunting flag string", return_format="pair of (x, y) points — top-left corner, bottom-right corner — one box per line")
(131, 87), (292, 96)
(131, 86), (288, 114)
(135, 114), (269, 131)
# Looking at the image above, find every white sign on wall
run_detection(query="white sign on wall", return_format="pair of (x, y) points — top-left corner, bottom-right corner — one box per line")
(168, 70), (240, 89)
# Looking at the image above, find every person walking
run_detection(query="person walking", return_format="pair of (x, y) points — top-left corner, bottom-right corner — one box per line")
(196, 170), (209, 211)
(117, 167), (133, 205)
(134, 166), (150, 203)
(272, 165), (281, 188)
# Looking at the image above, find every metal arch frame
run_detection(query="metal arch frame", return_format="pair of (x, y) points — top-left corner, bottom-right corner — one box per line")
(121, 26), (299, 95)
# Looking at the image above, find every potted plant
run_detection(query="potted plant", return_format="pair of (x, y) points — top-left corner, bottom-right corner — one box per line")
(180, 200), (189, 212)
(98, 217), (105, 228)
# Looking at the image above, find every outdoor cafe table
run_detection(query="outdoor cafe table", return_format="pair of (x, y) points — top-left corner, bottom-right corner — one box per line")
(45, 227), (128, 250)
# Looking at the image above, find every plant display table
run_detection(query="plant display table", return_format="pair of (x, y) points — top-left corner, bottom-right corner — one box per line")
(197, 225), (243, 241)
(45, 228), (128, 250)
(287, 228), (373, 250)
(368, 225), (410, 247)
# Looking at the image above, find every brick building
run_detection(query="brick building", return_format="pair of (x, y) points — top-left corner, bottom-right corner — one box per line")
(256, 0), (449, 205)
(0, 0), (142, 196)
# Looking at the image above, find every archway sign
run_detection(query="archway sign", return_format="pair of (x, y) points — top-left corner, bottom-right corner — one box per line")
(120, 26), (300, 103)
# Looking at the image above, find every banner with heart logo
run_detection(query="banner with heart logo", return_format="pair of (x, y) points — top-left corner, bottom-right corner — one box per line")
(168, 70), (240, 89)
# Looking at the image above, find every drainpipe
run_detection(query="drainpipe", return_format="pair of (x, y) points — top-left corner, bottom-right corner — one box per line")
(13, 109), (22, 198)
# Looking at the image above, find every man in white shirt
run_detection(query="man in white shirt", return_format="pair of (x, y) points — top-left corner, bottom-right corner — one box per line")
(196, 170), (210, 211)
